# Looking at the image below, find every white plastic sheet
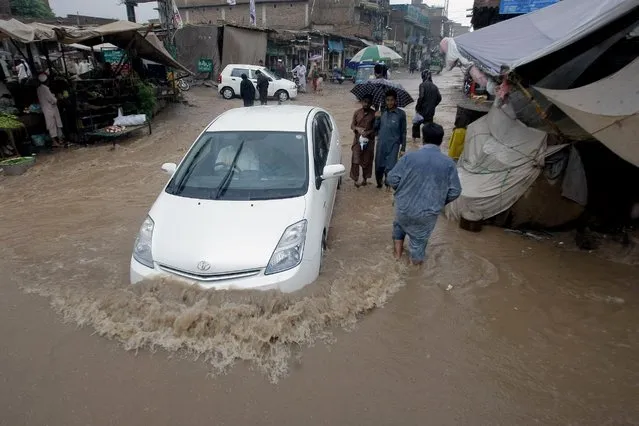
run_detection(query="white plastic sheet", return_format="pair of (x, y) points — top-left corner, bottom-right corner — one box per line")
(536, 57), (639, 167)
(446, 106), (560, 221)
(114, 108), (146, 127)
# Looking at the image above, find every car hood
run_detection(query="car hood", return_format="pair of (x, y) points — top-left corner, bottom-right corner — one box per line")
(278, 78), (295, 86)
(149, 192), (306, 274)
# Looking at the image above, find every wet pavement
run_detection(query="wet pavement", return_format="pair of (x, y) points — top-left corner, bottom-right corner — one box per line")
(0, 69), (638, 425)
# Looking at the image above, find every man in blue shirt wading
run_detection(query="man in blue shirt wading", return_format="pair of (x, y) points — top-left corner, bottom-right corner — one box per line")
(375, 89), (407, 189)
(386, 123), (462, 265)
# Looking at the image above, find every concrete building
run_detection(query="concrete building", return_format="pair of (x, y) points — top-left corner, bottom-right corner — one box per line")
(175, 0), (390, 40)
(389, 3), (430, 64)
(471, 0), (517, 30)
(450, 21), (470, 36)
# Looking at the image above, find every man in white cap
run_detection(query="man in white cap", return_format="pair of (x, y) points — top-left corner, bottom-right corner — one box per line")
(275, 58), (286, 79)
(36, 73), (64, 147)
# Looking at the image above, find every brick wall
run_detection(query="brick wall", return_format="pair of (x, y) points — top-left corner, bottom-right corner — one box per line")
(180, 1), (310, 29)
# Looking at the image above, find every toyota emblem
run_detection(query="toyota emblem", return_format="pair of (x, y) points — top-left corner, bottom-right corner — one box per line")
(197, 261), (211, 271)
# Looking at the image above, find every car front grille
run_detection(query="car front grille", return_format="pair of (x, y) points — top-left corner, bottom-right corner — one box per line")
(158, 264), (261, 282)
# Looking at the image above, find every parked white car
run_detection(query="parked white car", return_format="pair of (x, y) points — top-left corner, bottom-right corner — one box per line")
(217, 64), (298, 102)
(130, 105), (345, 293)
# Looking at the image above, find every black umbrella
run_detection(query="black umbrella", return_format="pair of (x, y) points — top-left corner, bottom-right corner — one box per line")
(351, 79), (414, 108)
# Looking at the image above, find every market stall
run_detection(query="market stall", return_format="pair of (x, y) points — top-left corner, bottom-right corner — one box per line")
(0, 18), (192, 157)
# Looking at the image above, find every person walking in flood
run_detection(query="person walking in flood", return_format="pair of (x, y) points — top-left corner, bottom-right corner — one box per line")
(375, 89), (407, 189)
(350, 94), (376, 187)
(415, 70), (442, 126)
(240, 73), (256, 107)
(386, 123), (461, 265)
(255, 70), (269, 105)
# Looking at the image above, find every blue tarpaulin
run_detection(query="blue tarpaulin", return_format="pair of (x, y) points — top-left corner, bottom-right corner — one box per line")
(328, 40), (344, 52)
(499, 0), (559, 14)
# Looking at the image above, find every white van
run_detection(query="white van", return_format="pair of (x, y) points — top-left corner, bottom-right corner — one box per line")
(217, 64), (298, 102)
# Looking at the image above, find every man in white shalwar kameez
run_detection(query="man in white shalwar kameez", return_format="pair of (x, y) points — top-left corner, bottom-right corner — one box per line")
(36, 74), (64, 147)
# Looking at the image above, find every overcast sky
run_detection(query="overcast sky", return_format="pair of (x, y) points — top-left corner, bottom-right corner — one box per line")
(49, 0), (159, 22)
(50, 0), (471, 26)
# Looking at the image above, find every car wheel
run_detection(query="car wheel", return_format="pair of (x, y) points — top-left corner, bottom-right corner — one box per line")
(221, 87), (234, 99)
(276, 90), (289, 102)
(319, 230), (327, 273)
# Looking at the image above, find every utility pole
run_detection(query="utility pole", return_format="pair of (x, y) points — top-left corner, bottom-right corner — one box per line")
(125, 0), (138, 23)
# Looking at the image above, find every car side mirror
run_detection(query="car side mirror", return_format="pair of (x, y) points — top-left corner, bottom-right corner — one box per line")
(267, 77), (273, 82)
(161, 162), (177, 176)
(321, 164), (346, 180)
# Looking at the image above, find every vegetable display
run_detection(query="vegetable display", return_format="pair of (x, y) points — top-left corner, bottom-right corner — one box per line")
(104, 125), (127, 133)
(0, 113), (24, 129)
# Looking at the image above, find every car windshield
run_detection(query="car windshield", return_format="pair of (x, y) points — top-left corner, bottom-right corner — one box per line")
(262, 68), (280, 80)
(165, 131), (308, 201)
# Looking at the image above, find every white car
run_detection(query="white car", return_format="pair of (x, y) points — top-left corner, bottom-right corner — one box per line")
(130, 105), (345, 293)
(217, 64), (298, 102)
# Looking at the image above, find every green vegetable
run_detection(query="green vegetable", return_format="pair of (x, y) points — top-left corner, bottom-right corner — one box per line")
(0, 156), (33, 165)
(0, 113), (24, 129)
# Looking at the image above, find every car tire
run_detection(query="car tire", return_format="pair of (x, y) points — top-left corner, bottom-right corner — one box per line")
(319, 230), (327, 273)
(221, 87), (234, 100)
(275, 90), (289, 102)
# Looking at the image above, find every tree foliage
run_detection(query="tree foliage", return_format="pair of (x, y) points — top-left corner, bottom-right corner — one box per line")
(10, 0), (55, 19)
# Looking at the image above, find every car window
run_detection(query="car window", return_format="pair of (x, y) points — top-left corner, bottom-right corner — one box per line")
(312, 115), (330, 179)
(231, 68), (249, 78)
(165, 131), (309, 201)
(319, 112), (333, 132)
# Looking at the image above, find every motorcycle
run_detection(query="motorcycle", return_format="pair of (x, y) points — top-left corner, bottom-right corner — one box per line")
(329, 68), (345, 84)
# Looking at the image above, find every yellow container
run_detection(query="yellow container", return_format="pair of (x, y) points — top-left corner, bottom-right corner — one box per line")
(448, 127), (467, 160)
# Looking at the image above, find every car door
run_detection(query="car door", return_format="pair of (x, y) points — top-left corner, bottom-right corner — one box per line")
(229, 67), (249, 94)
(315, 113), (339, 227)
(310, 113), (331, 239)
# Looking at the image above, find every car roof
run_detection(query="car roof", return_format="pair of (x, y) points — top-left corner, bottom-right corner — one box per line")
(223, 64), (265, 71)
(205, 105), (319, 132)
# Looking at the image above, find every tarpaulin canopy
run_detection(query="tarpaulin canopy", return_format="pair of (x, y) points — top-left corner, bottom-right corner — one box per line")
(454, 0), (639, 76)
(57, 21), (192, 74)
(67, 42), (119, 52)
(55, 20), (145, 44)
(536, 57), (639, 167)
(0, 19), (37, 43)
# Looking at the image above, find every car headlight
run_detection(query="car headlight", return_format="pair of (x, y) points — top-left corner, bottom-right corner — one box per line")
(133, 216), (155, 268)
(265, 220), (307, 275)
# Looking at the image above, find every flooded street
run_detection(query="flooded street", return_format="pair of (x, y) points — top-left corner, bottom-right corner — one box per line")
(1, 69), (638, 425)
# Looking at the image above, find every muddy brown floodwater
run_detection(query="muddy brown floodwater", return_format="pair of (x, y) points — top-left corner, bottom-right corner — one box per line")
(1, 69), (638, 425)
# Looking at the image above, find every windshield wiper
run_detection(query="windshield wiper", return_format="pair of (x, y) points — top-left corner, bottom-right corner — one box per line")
(170, 147), (206, 195)
(214, 140), (245, 200)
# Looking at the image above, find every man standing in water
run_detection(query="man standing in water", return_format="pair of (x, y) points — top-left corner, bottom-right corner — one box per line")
(255, 70), (269, 105)
(375, 90), (406, 189)
(240, 73), (256, 107)
(386, 123), (461, 265)
(350, 94), (376, 187)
